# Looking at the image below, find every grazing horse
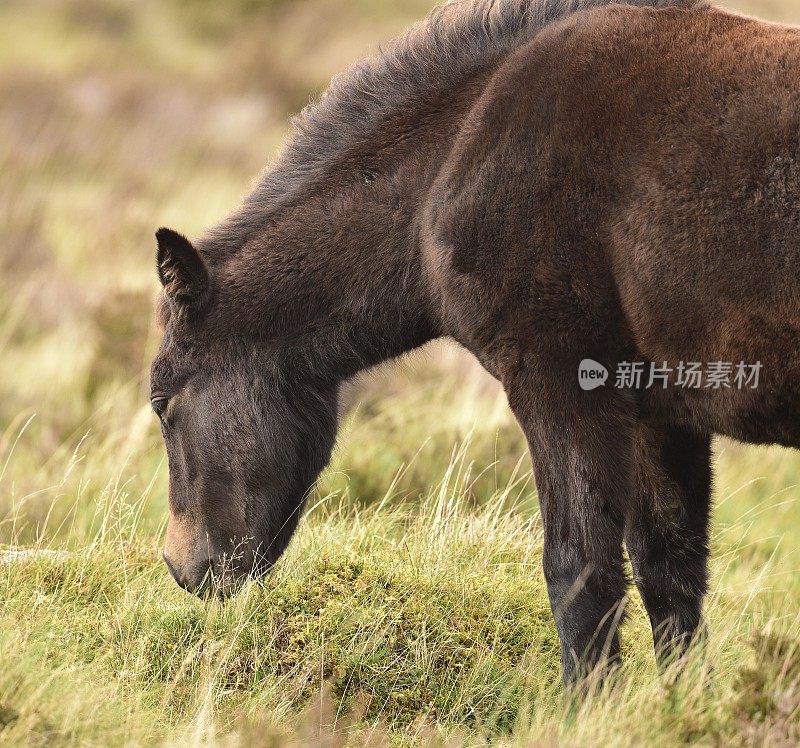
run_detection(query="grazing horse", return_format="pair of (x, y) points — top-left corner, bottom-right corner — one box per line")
(151, 0), (800, 683)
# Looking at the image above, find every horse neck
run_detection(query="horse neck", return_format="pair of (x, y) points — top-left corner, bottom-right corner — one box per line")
(217, 77), (490, 380)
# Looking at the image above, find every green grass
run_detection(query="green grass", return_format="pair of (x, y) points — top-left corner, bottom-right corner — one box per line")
(4, 446), (800, 746)
(3, 0), (800, 744)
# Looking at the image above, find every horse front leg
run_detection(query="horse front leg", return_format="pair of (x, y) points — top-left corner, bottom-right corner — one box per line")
(506, 362), (636, 684)
(626, 425), (712, 666)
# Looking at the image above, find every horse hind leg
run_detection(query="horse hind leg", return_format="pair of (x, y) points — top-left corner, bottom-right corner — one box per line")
(626, 425), (712, 667)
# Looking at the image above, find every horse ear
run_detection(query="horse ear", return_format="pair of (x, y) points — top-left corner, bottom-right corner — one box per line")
(156, 228), (210, 310)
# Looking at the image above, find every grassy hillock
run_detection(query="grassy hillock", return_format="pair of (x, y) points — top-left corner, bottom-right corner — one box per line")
(3, 460), (800, 745)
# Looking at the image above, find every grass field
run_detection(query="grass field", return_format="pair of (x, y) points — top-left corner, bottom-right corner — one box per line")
(3, 0), (800, 744)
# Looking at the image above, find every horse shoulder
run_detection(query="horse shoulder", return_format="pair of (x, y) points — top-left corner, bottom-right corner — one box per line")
(421, 4), (676, 361)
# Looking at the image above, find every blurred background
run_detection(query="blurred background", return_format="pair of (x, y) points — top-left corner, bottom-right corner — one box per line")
(1, 0), (800, 547)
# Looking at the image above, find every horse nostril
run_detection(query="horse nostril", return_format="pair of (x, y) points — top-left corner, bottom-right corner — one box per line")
(163, 553), (212, 595)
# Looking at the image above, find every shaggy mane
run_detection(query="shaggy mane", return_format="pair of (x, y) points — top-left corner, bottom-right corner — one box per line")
(207, 0), (702, 252)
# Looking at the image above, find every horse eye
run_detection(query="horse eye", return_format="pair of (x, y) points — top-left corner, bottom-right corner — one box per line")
(151, 397), (169, 418)
(361, 169), (378, 185)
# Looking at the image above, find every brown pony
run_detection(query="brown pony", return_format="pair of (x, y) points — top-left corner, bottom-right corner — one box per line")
(151, 0), (800, 683)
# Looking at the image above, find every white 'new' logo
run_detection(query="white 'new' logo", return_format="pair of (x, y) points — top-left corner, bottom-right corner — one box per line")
(578, 359), (608, 391)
